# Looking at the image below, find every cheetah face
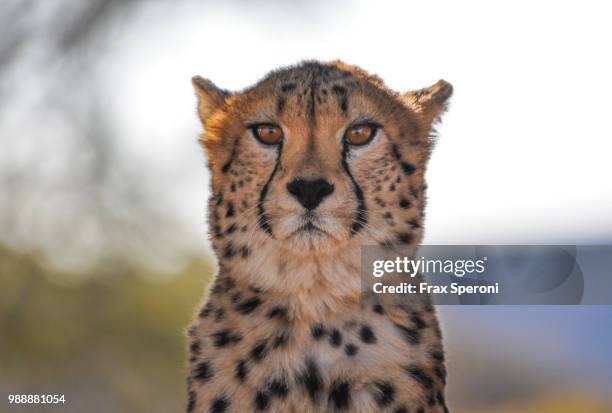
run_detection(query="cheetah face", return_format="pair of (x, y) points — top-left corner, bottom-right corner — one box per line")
(193, 62), (451, 256)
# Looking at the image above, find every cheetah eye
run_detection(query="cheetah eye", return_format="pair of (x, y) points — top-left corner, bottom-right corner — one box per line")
(344, 123), (378, 146)
(251, 123), (284, 145)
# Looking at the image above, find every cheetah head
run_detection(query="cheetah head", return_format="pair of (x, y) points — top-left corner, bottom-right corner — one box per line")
(193, 61), (451, 258)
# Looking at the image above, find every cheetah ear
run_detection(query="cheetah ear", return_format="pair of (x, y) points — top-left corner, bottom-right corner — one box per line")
(192, 76), (231, 123)
(401, 80), (453, 126)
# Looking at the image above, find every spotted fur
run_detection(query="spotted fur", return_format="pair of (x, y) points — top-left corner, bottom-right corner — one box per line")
(187, 61), (452, 412)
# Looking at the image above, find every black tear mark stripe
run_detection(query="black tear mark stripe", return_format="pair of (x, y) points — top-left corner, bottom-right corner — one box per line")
(341, 143), (367, 235)
(257, 141), (283, 236)
(391, 143), (416, 176)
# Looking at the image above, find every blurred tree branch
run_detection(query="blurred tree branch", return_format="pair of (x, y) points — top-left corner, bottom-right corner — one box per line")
(0, 0), (192, 272)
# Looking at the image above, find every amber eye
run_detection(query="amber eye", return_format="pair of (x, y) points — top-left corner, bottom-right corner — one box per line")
(344, 123), (378, 146)
(252, 123), (284, 145)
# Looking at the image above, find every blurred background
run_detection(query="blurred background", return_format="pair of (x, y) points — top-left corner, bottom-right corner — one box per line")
(1, 1), (611, 412)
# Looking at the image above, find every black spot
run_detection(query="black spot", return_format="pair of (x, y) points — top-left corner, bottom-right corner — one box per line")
(394, 323), (421, 345)
(372, 304), (385, 314)
(311, 324), (326, 340)
(267, 306), (288, 319)
(410, 312), (428, 330)
(235, 359), (248, 382)
(224, 223), (237, 235)
(186, 389), (196, 413)
(276, 97), (285, 113)
(393, 407), (407, 413)
(214, 191), (224, 205)
(329, 329), (342, 347)
(401, 162), (416, 175)
(408, 218), (421, 229)
(431, 350), (445, 363)
(254, 391), (270, 411)
(359, 325), (377, 344)
(223, 243), (236, 259)
(189, 340), (201, 356)
(231, 292), (242, 303)
(300, 358), (323, 400)
(428, 391), (436, 406)
(399, 197), (411, 209)
(250, 285), (263, 293)
(410, 186), (419, 198)
(240, 246), (250, 258)
(251, 340), (268, 361)
(225, 202), (235, 218)
(273, 331), (289, 348)
(397, 233), (414, 244)
(436, 391), (446, 406)
(392, 144), (417, 175)
(212, 330), (242, 347)
(216, 277), (234, 293)
(434, 365), (447, 384)
(345, 343), (359, 356)
(199, 302), (213, 318)
(281, 83), (296, 92)
(404, 365), (434, 389)
(230, 182), (236, 192)
(236, 297), (262, 314)
(214, 307), (225, 321)
(194, 361), (213, 382)
(269, 378), (289, 398)
(221, 148), (236, 174)
(417, 407), (425, 413)
(210, 396), (230, 413)
(213, 224), (223, 238)
(374, 197), (386, 207)
(332, 84), (347, 95)
(373, 381), (395, 407)
(340, 97), (348, 112)
(328, 380), (351, 410)
(389, 183), (396, 192)
(391, 144), (402, 160)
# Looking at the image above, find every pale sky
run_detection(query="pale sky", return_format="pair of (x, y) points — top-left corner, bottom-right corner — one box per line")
(7, 0), (609, 268)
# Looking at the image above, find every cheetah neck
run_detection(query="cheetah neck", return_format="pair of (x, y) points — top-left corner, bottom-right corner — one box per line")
(217, 242), (364, 323)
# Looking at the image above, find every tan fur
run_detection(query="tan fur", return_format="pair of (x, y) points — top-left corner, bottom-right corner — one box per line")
(187, 61), (452, 413)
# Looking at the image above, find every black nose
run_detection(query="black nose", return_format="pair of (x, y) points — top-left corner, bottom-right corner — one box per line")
(286, 178), (335, 210)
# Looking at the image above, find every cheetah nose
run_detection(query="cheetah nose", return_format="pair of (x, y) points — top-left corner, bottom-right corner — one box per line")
(286, 178), (335, 210)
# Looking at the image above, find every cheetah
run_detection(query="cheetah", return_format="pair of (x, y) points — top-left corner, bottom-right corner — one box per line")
(186, 61), (452, 413)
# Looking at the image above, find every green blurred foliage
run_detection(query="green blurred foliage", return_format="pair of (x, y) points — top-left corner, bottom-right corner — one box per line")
(1, 244), (611, 413)
(0, 244), (213, 413)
